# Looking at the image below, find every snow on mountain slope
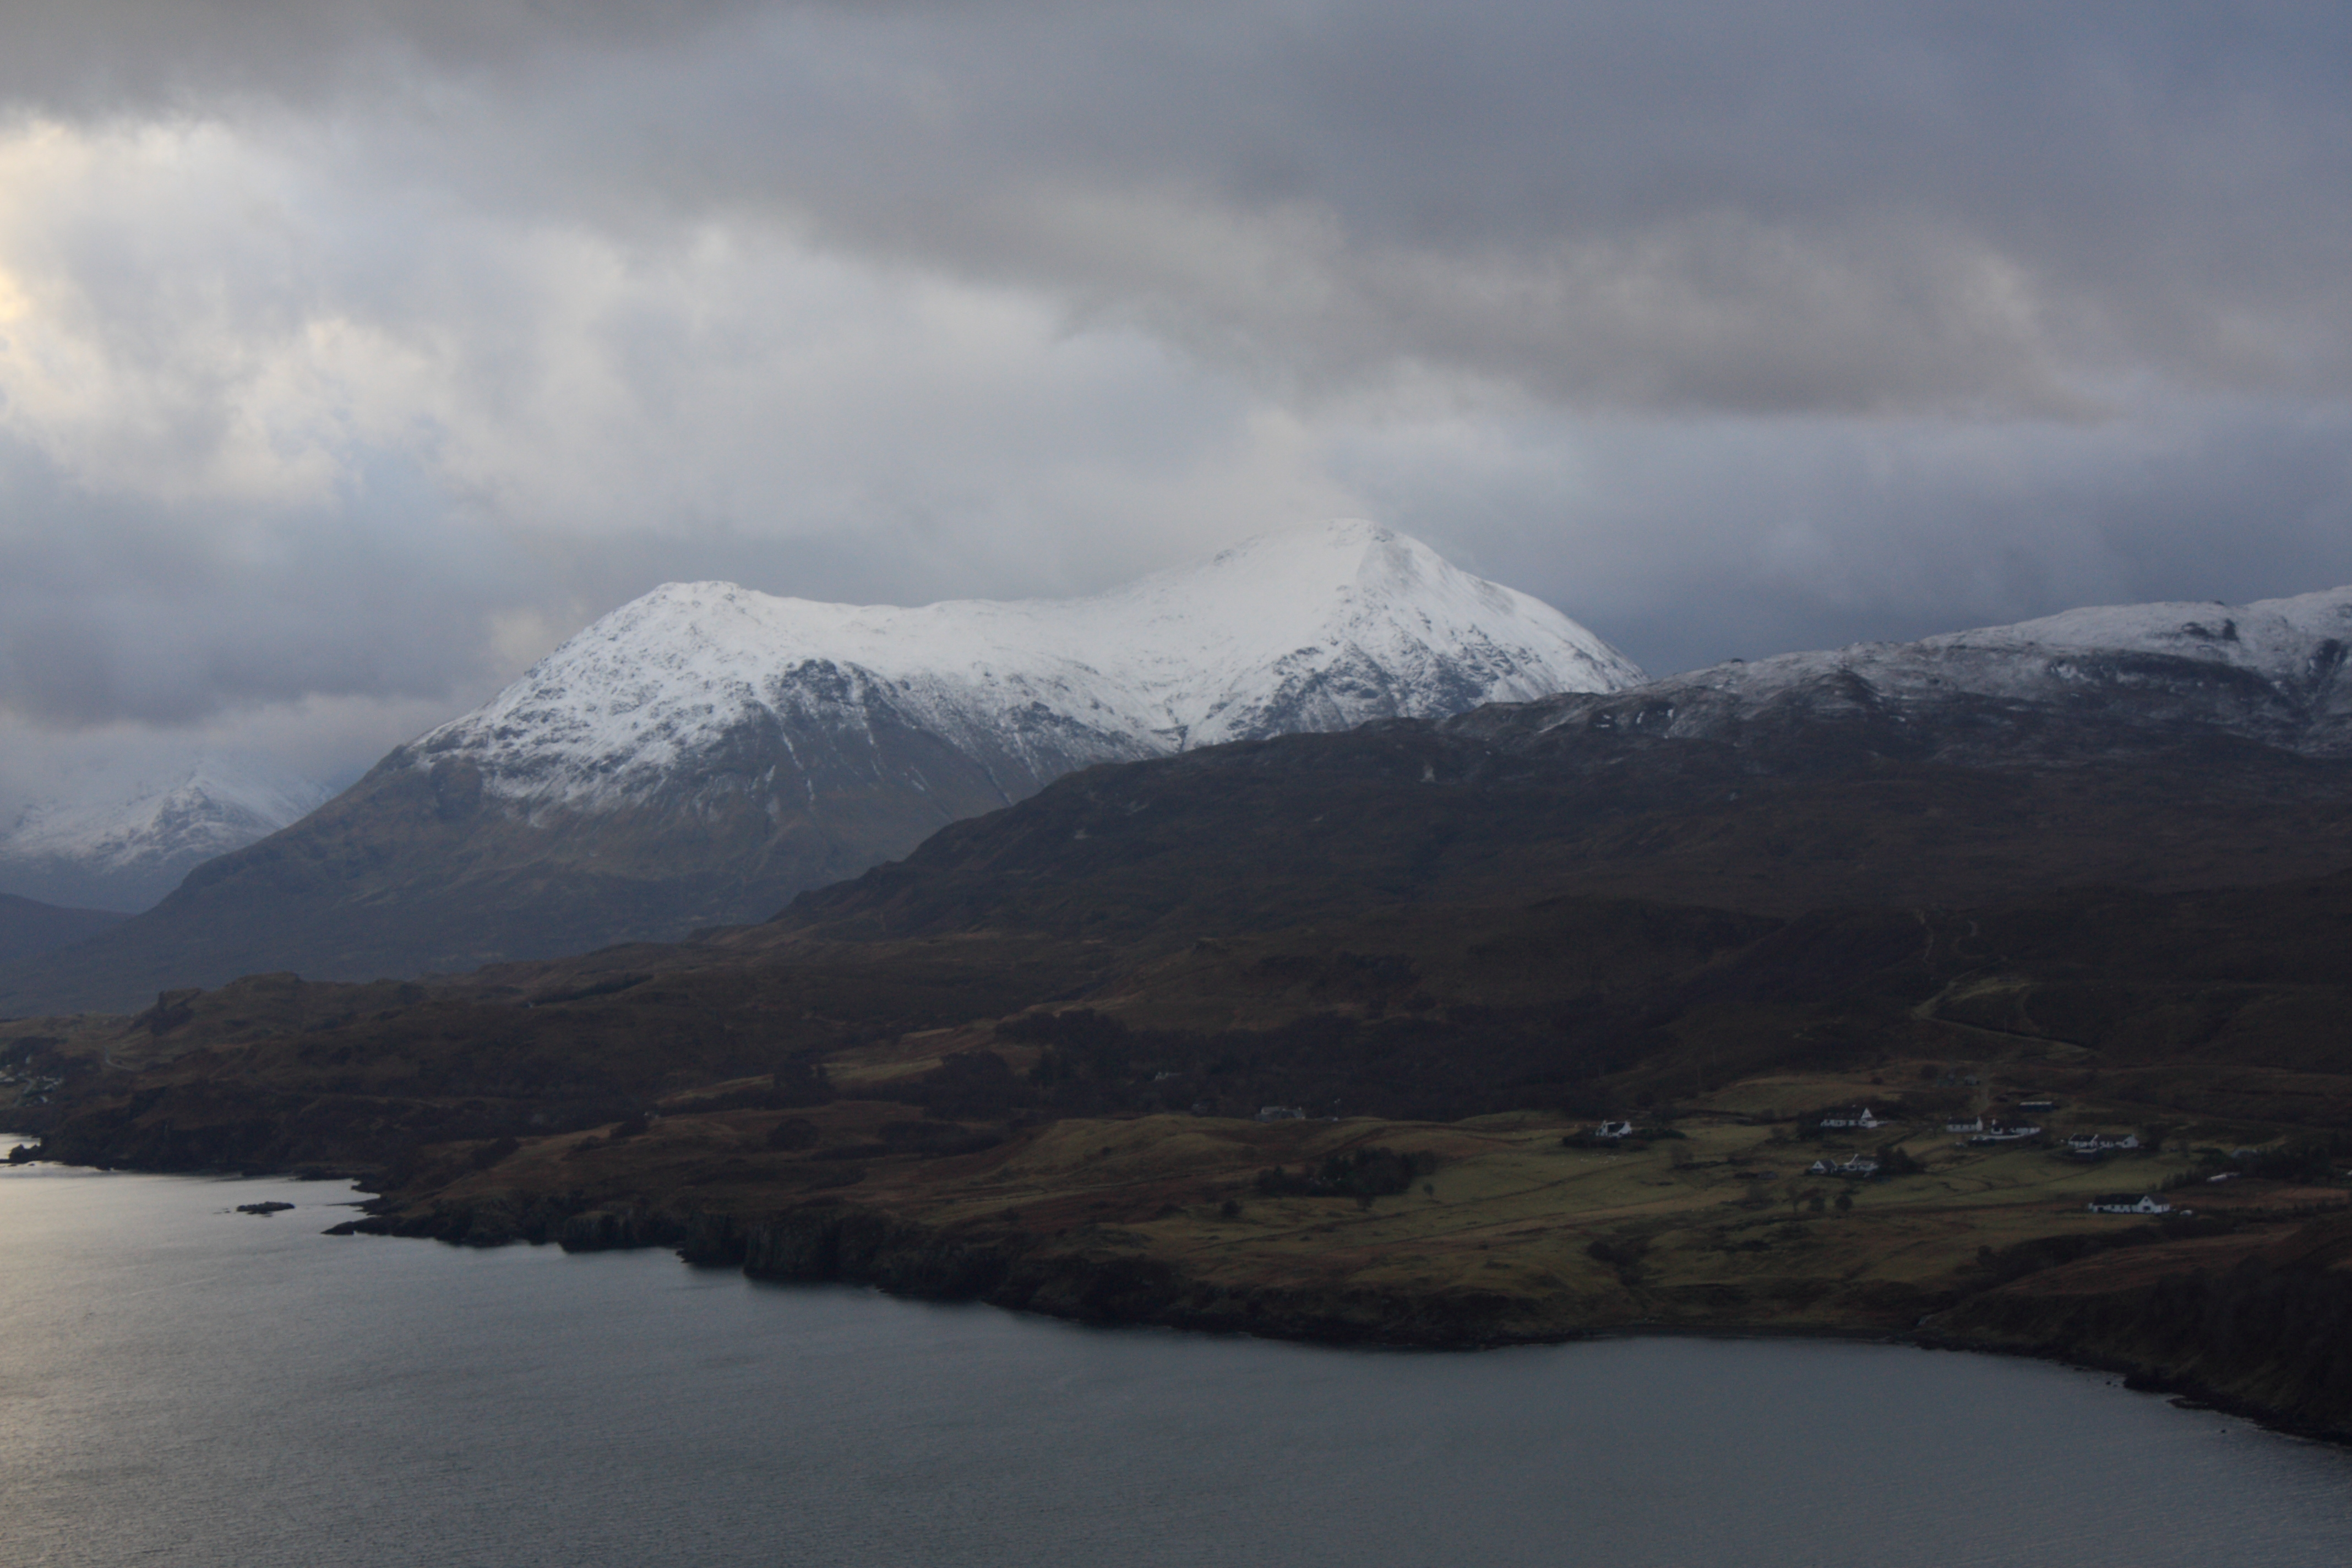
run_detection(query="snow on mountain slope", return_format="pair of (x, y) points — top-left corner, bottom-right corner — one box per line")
(1479, 582), (2352, 760)
(1739, 583), (2351, 712)
(413, 520), (1641, 809)
(1921, 586), (2352, 685)
(0, 761), (331, 911)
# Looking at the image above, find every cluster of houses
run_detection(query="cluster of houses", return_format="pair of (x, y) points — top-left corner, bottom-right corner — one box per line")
(0, 1068), (66, 1107)
(1815, 1107), (1881, 1130)
(1806, 1153), (1881, 1179)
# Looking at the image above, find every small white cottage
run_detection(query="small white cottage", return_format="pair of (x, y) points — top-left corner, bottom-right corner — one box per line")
(2086, 1194), (2171, 1215)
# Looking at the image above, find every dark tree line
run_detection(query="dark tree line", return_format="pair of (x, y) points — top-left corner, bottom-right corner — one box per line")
(1254, 1147), (1438, 1200)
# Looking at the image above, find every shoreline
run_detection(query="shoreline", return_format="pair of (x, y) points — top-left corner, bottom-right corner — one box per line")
(317, 1169), (2352, 1448)
(13, 1114), (2351, 1451)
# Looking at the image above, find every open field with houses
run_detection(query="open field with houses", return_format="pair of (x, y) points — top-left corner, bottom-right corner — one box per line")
(273, 1054), (2347, 1357)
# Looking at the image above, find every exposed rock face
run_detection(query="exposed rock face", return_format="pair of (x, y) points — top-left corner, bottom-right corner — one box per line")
(0, 523), (1634, 1012)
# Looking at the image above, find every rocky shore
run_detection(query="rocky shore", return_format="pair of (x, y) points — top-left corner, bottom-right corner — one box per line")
(330, 1191), (1588, 1348)
(315, 1176), (2352, 1442)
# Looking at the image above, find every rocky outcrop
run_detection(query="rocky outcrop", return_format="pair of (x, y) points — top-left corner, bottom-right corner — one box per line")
(327, 1188), (1591, 1346)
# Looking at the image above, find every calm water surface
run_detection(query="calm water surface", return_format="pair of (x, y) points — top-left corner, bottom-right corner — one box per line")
(3, 1156), (2348, 1567)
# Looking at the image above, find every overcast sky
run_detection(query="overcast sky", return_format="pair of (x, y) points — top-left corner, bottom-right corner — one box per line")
(3, 1), (2349, 807)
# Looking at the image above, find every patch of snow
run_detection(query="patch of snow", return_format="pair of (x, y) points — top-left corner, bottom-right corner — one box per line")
(1923, 585), (2352, 682)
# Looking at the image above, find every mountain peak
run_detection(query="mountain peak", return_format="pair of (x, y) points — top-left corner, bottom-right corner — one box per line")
(417, 522), (1639, 808)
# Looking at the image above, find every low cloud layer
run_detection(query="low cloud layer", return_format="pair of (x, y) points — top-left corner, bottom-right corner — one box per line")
(2, 2), (2349, 815)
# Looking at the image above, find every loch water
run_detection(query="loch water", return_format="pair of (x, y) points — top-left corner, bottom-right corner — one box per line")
(4, 1157), (2348, 1568)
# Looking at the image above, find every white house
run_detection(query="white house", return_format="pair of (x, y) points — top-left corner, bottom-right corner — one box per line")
(1945, 1116), (1985, 1134)
(1593, 1120), (1637, 1140)
(2087, 1194), (2171, 1215)
(1817, 1107), (1880, 1130)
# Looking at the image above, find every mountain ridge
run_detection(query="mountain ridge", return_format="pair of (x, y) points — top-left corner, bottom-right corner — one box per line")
(775, 580), (2352, 947)
(1449, 582), (2352, 762)
(0, 522), (1632, 1011)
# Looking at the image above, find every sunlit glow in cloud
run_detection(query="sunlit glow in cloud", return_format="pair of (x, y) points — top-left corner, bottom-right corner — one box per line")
(0, 110), (1363, 786)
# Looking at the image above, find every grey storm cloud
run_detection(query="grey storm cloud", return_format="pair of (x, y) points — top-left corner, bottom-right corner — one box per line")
(1386, 397), (2352, 677)
(8, 2), (2351, 413)
(0, 431), (532, 727)
(2, 1), (2350, 802)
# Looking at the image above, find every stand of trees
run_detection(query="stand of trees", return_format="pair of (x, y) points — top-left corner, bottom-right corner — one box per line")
(1255, 1146), (1438, 1201)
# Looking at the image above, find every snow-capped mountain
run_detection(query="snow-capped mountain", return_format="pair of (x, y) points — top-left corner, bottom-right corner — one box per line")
(1453, 584), (2352, 763)
(13, 565), (2352, 1019)
(0, 522), (1636, 1007)
(407, 520), (1637, 812)
(0, 762), (330, 912)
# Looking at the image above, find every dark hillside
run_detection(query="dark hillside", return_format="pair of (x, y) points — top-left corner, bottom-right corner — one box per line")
(25, 865), (2352, 1175)
(0, 894), (127, 970)
(781, 725), (2352, 946)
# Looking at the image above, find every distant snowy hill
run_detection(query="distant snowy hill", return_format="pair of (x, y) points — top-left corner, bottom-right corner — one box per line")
(0, 522), (1636, 1008)
(0, 763), (330, 912)
(1450, 584), (2352, 761)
